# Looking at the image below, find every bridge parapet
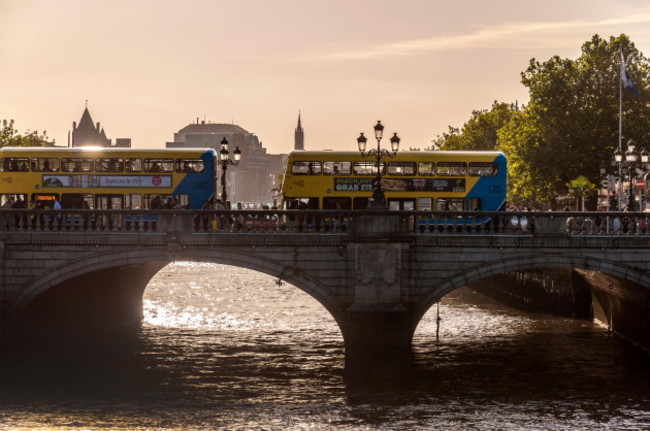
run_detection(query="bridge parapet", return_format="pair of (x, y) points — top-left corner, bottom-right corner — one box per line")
(1, 209), (648, 236)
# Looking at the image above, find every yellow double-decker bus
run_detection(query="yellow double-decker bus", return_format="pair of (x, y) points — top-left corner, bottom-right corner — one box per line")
(0, 146), (217, 211)
(281, 150), (507, 212)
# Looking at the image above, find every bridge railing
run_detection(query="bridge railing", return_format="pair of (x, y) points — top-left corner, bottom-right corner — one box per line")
(0, 209), (649, 236)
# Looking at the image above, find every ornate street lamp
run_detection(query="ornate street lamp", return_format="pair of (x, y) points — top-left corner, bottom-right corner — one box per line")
(613, 139), (649, 211)
(219, 137), (242, 204)
(357, 120), (400, 207)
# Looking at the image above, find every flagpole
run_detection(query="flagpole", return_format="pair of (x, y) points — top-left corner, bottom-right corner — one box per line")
(618, 49), (623, 210)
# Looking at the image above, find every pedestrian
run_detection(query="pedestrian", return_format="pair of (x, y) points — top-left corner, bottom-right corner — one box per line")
(527, 207), (536, 234)
(2, 196), (14, 209)
(215, 199), (225, 230)
(613, 215), (621, 234)
(235, 201), (246, 230)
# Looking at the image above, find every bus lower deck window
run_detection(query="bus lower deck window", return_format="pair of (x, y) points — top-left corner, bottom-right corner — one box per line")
(436, 198), (465, 211)
(418, 198), (432, 210)
(323, 197), (351, 209)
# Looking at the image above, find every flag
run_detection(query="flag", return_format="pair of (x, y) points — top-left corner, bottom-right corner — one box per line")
(621, 53), (641, 97)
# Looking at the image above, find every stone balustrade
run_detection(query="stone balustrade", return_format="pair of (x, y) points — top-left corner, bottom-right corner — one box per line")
(0, 209), (647, 236)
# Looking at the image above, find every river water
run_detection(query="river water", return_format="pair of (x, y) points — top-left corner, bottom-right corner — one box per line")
(2, 262), (650, 430)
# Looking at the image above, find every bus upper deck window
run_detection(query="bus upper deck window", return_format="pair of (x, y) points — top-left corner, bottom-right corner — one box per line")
(144, 159), (173, 173)
(388, 162), (415, 176)
(1, 158), (29, 172)
(418, 162), (435, 176)
(125, 158), (142, 172)
(436, 162), (467, 176)
(31, 158), (60, 172)
(353, 161), (385, 176)
(176, 159), (204, 173)
(291, 161), (321, 175)
(62, 158), (93, 172)
(469, 162), (498, 176)
(323, 161), (351, 175)
(96, 158), (124, 172)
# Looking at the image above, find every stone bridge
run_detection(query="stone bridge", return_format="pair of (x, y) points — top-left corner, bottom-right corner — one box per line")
(2, 208), (650, 364)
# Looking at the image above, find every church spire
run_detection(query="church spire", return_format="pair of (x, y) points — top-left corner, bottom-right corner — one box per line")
(294, 111), (304, 150)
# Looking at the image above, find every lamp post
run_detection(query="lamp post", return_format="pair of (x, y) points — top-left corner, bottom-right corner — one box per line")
(613, 139), (649, 211)
(218, 137), (242, 204)
(357, 120), (400, 207)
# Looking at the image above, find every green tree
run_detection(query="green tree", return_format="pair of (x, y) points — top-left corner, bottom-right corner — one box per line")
(498, 34), (650, 208)
(438, 101), (517, 151)
(566, 175), (596, 211)
(0, 119), (54, 147)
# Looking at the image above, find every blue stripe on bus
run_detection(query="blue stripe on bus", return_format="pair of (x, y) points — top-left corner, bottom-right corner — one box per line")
(465, 153), (507, 211)
(172, 151), (215, 209)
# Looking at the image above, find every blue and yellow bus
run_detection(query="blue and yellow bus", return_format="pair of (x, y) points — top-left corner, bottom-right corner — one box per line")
(281, 150), (507, 212)
(0, 147), (217, 210)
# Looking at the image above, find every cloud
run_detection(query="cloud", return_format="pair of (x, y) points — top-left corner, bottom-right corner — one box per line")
(317, 13), (650, 61)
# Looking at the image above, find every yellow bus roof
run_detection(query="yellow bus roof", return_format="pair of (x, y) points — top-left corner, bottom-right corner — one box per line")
(287, 150), (505, 160)
(0, 146), (216, 156)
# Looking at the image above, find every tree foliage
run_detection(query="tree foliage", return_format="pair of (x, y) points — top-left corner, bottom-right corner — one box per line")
(433, 34), (650, 208)
(566, 175), (596, 210)
(0, 119), (54, 147)
(437, 101), (516, 151)
(498, 34), (650, 207)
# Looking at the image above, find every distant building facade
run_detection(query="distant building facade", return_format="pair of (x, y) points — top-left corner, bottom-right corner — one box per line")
(167, 120), (286, 204)
(71, 106), (131, 147)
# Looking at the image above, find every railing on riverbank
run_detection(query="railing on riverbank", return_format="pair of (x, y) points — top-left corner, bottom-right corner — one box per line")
(0, 209), (649, 236)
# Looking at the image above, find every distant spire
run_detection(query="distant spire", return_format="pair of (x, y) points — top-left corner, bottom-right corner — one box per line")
(294, 111), (304, 150)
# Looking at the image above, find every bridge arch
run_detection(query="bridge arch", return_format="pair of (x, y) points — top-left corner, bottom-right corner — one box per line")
(412, 253), (650, 336)
(10, 247), (346, 338)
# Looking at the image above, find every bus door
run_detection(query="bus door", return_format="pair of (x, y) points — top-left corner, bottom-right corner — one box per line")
(62, 193), (93, 227)
(96, 194), (123, 229)
(96, 194), (123, 209)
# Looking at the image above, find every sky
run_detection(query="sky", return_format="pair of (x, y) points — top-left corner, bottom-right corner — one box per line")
(2, 0), (650, 154)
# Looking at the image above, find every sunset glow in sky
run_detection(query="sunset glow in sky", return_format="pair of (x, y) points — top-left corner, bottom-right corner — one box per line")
(2, 0), (650, 153)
